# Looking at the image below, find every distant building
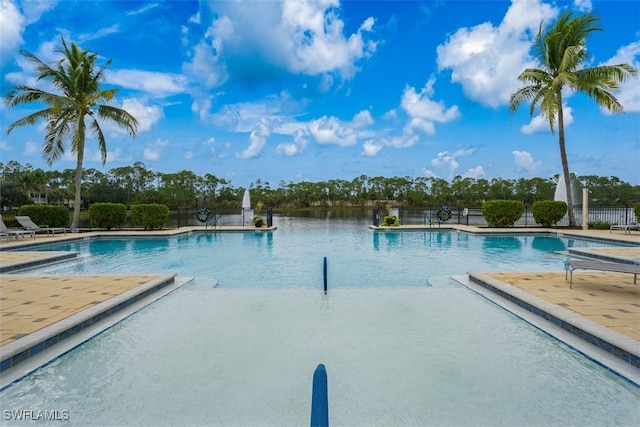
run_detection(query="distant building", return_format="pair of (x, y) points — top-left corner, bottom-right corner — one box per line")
(29, 185), (55, 205)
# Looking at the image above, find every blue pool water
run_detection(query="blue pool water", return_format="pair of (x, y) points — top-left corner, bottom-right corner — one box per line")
(2, 218), (639, 426)
(18, 217), (622, 288)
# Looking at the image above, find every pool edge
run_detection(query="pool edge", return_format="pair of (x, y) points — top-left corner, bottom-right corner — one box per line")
(457, 273), (640, 386)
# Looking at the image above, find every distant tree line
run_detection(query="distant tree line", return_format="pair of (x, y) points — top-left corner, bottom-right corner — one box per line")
(1, 160), (638, 211)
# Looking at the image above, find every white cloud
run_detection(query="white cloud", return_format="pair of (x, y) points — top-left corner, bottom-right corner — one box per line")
(421, 168), (437, 178)
(278, 0), (377, 78)
(308, 115), (357, 146)
(128, 3), (159, 16)
(308, 109), (372, 146)
(429, 149), (476, 178)
(462, 166), (485, 179)
(406, 118), (435, 136)
(383, 109), (398, 121)
(78, 24), (120, 42)
(87, 147), (126, 163)
(189, 11), (201, 24)
(603, 41), (640, 113)
(361, 140), (383, 157)
(512, 150), (541, 174)
(437, 0), (557, 107)
(188, 0), (377, 91)
(400, 78), (460, 124)
(143, 138), (170, 161)
(0, 0), (25, 64)
(276, 129), (308, 156)
(182, 40), (229, 89)
(106, 70), (188, 98)
(24, 141), (37, 156)
(0, 0), (57, 66)
(352, 110), (374, 127)
(520, 105), (573, 134)
(118, 98), (164, 133)
(572, 0), (592, 11)
(237, 118), (271, 159)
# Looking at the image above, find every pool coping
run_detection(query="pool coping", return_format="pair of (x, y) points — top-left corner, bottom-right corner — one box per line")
(0, 273), (187, 389)
(0, 251), (79, 273)
(460, 272), (640, 384)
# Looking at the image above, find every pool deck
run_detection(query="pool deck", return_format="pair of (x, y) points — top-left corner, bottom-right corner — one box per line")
(1, 225), (639, 387)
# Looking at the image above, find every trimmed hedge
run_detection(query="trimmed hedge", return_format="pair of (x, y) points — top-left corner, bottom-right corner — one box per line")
(88, 203), (127, 230)
(17, 204), (70, 227)
(531, 200), (567, 227)
(482, 200), (524, 227)
(130, 204), (169, 230)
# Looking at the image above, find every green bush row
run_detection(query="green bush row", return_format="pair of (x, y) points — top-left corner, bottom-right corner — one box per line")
(88, 203), (127, 230)
(531, 200), (567, 227)
(17, 204), (70, 227)
(482, 200), (524, 227)
(130, 204), (169, 230)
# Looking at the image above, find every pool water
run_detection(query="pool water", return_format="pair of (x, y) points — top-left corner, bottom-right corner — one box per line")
(17, 218), (623, 288)
(2, 218), (639, 426)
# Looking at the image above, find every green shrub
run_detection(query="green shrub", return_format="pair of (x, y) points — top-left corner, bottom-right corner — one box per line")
(130, 204), (169, 230)
(382, 215), (400, 226)
(88, 203), (127, 230)
(589, 221), (611, 230)
(635, 203), (640, 221)
(17, 204), (70, 227)
(482, 200), (524, 227)
(531, 200), (567, 227)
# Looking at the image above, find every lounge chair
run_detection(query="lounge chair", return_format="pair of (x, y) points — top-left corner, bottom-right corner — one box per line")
(565, 258), (640, 288)
(15, 216), (67, 236)
(0, 217), (36, 240)
(610, 223), (640, 234)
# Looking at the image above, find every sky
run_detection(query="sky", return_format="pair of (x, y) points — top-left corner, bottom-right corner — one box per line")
(1, 0), (639, 188)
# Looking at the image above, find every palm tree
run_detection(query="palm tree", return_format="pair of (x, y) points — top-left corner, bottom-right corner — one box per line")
(509, 11), (636, 226)
(5, 38), (139, 231)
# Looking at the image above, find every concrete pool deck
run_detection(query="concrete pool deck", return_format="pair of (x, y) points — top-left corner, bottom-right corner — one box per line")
(0, 225), (639, 386)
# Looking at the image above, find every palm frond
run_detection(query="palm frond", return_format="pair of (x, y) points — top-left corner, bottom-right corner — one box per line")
(97, 105), (140, 136)
(88, 116), (108, 164)
(5, 108), (54, 134)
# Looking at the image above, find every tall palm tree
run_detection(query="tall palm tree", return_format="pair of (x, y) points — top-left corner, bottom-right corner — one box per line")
(5, 38), (139, 231)
(509, 11), (636, 226)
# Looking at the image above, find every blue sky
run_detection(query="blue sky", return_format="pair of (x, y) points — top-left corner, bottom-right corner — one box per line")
(1, 0), (639, 187)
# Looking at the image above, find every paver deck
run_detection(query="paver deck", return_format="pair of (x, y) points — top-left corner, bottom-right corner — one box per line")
(482, 271), (639, 341)
(0, 274), (168, 347)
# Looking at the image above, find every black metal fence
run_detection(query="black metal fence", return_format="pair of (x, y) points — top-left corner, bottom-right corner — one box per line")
(170, 205), (637, 229)
(395, 206), (638, 228)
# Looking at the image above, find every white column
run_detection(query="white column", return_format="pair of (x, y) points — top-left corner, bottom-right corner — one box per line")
(582, 188), (589, 230)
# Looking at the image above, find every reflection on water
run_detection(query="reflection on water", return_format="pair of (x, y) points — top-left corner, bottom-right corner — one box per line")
(532, 236), (567, 252)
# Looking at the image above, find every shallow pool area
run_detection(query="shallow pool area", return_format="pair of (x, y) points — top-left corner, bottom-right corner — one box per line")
(1, 283), (639, 426)
(2, 220), (639, 426)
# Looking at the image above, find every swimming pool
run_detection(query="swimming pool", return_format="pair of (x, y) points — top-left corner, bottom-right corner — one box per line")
(14, 217), (626, 289)
(2, 218), (639, 426)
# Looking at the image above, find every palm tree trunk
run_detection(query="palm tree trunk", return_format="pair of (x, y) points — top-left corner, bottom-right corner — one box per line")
(557, 91), (577, 226)
(71, 140), (85, 232)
